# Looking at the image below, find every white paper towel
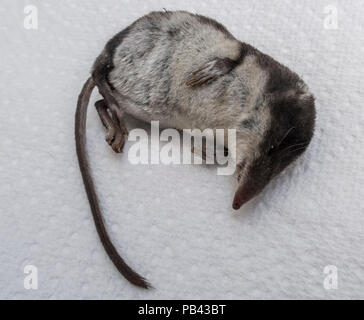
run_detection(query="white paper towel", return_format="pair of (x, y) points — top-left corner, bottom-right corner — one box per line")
(0, 0), (363, 299)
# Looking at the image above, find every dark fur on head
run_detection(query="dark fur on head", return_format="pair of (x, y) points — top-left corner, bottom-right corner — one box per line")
(264, 90), (316, 174)
(233, 89), (316, 210)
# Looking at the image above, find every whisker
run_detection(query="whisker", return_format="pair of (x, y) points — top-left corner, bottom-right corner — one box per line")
(277, 127), (296, 147)
(281, 141), (309, 153)
(282, 146), (307, 157)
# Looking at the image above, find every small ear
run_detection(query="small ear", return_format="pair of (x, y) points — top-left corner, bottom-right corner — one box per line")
(284, 88), (314, 101)
(186, 57), (236, 87)
(280, 89), (315, 112)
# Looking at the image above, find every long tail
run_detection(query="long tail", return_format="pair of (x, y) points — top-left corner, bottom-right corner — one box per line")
(75, 77), (151, 289)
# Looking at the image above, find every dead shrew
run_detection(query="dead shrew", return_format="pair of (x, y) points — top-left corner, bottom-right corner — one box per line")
(75, 11), (316, 289)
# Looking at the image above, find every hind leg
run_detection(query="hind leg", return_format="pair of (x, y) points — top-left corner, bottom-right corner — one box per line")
(110, 109), (129, 152)
(190, 136), (230, 164)
(95, 100), (128, 153)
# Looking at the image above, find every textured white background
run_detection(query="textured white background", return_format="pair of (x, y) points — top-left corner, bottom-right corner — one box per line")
(1, 0), (363, 299)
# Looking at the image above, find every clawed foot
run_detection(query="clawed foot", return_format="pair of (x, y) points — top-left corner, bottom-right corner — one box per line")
(106, 125), (128, 154)
(190, 138), (229, 164)
(186, 58), (235, 87)
(95, 99), (128, 154)
(186, 61), (220, 87)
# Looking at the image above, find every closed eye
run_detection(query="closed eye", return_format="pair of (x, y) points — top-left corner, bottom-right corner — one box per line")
(268, 127), (296, 156)
(268, 144), (277, 156)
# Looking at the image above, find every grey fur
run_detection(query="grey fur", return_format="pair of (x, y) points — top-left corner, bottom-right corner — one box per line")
(77, 10), (316, 288)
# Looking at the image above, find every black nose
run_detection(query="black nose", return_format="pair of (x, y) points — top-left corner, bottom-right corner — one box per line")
(232, 201), (242, 210)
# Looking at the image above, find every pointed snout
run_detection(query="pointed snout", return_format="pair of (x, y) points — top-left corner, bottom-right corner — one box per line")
(232, 183), (258, 210)
(232, 167), (270, 210)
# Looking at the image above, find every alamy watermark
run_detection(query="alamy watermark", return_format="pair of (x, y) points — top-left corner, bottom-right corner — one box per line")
(24, 5), (38, 30)
(324, 5), (339, 30)
(323, 265), (338, 290)
(126, 121), (237, 176)
(24, 265), (38, 290)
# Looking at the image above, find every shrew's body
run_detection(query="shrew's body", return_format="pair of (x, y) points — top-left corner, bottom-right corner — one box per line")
(76, 11), (316, 289)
